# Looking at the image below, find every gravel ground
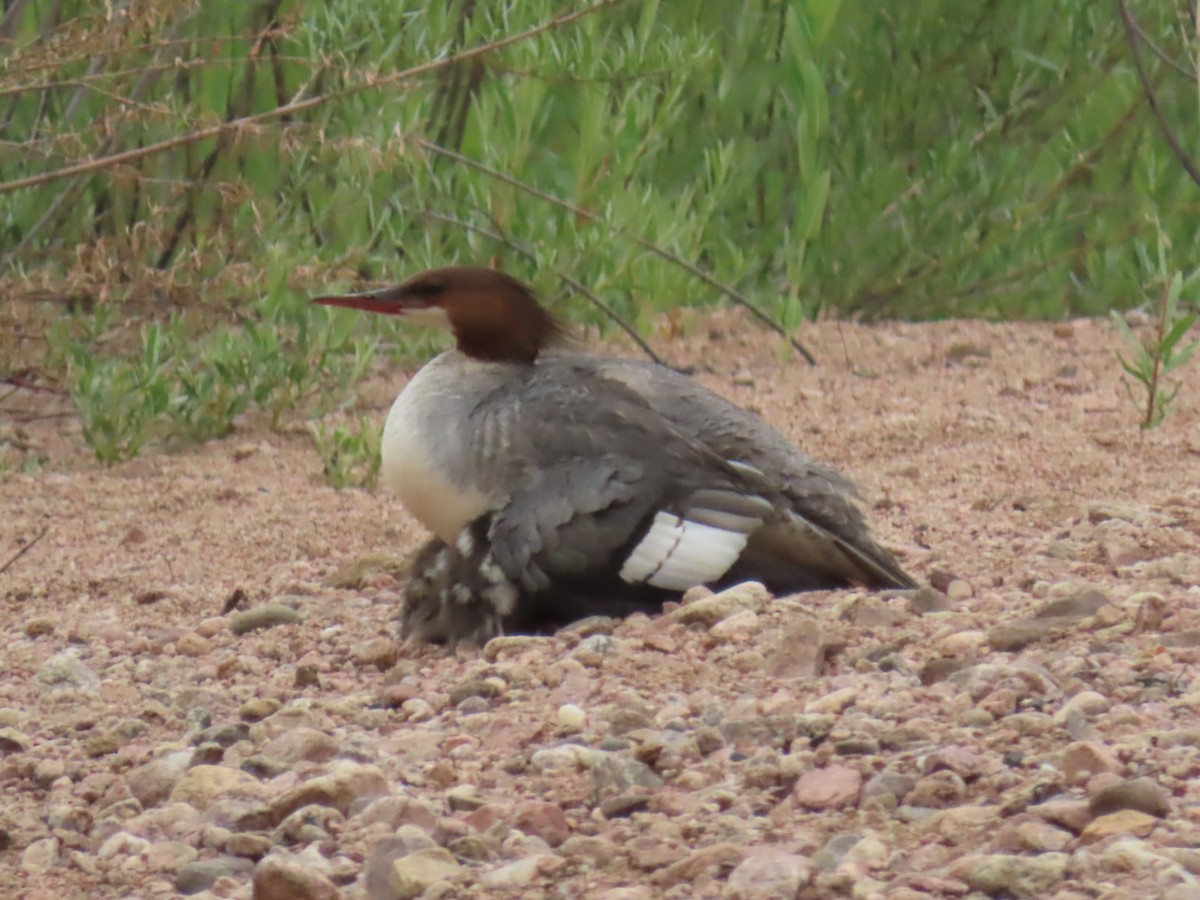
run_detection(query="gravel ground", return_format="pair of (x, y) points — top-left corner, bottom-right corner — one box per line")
(2, 311), (1200, 899)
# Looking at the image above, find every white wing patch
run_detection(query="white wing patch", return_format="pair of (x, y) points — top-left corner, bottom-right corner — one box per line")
(619, 511), (748, 591)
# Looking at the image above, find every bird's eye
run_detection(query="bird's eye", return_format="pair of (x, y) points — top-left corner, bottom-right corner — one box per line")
(404, 281), (444, 300)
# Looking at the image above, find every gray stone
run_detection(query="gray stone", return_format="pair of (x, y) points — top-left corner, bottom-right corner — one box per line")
(589, 752), (663, 795)
(252, 853), (339, 899)
(672, 582), (771, 626)
(175, 856), (255, 894)
(723, 850), (811, 898)
(966, 852), (1068, 898)
(231, 604), (302, 635)
(1036, 588), (1110, 619)
(34, 651), (99, 696)
(260, 728), (339, 766)
(1089, 777), (1171, 818)
(129, 751), (192, 809)
(479, 854), (550, 890)
(385, 847), (462, 900)
(0, 727), (30, 753)
(861, 770), (916, 806)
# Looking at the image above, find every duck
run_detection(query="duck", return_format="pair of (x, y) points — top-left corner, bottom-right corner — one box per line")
(314, 266), (916, 645)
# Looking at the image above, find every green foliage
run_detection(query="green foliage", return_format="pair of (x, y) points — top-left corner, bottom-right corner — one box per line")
(61, 295), (375, 462)
(309, 416), (382, 490)
(817, 0), (1199, 320)
(1112, 271), (1198, 429)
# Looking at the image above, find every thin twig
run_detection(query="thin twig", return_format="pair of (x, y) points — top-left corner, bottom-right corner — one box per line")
(0, 1), (622, 196)
(0, 375), (67, 394)
(1144, 279), (1171, 428)
(0, 527), (49, 577)
(416, 139), (820, 366)
(0, 55), (317, 101)
(1118, 0), (1200, 189)
(1121, 5), (1196, 81)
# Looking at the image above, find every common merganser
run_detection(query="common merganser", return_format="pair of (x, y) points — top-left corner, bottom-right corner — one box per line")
(315, 266), (916, 645)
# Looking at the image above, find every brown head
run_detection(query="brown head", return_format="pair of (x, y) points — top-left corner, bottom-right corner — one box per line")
(312, 266), (568, 364)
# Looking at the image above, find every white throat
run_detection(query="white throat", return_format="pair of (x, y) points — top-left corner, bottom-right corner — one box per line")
(380, 354), (493, 543)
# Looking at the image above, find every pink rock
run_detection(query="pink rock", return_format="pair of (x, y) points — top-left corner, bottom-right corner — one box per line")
(792, 765), (862, 810)
(1059, 741), (1121, 784)
(725, 849), (813, 898)
(922, 744), (990, 781)
(464, 803), (507, 833)
(512, 799), (570, 847)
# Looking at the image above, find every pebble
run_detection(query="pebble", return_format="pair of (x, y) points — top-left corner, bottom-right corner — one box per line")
(1080, 809), (1158, 844)
(227, 832), (273, 859)
(946, 579), (973, 601)
(1030, 798), (1093, 833)
(709, 608), (761, 640)
(482, 635), (547, 661)
(1056, 691), (1110, 722)
(724, 849), (812, 898)
(590, 752), (663, 794)
(599, 793), (652, 818)
(400, 698), (434, 722)
(907, 771), (966, 808)
(23, 615), (56, 638)
(129, 751), (192, 809)
(671, 581), (771, 626)
(1058, 741), (1122, 783)
(260, 727), (339, 765)
(1037, 588), (1111, 619)
(1016, 820), (1073, 852)
(97, 831), (149, 860)
(921, 744), (989, 780)
(230, 605), (302, 635)
(940, 630), (987, 656)
(861, 770), (915, 807)
(793, 765), (862, 810)
(175, 856), (255, 893)
(987, 618), (1069, 652)
(512, 799), (570, 847)
(559, 835), (617, 866)
(965, 852), (1068, 897)
(1088, 777), (1171, 818)
(557, 703), (587, 731)
(145, 839), (198, 870)
(239, 698), (281, 722)
(352, 637), (401, 670)
(252, 853), (339, 899)
(653, 842), (745, 885)
(386, 847), (462, 899)
(0, 727), (30, 752)
(805, 687), (858, 715)
(479, 854), (554, 890)
(34, 651), (99, 696)
(176, 632), (212, 657)
(529, 744), (586, 772)
(272, 762), (389, 819)
(170, 765), (266, 811)
(19, 836), (59, 873)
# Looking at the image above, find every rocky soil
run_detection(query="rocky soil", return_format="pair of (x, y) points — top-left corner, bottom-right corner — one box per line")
(2, 311), (1200, 899)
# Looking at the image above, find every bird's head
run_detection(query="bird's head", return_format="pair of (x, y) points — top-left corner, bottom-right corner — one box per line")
(312, 266), (568, 364)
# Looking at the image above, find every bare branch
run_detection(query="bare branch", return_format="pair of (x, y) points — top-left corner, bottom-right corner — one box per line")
(1118, 0), (1200, 190)
(0, 527), (49, 577)
(416, 140), (820, 366)
(0, 1), (622, 195)
(1121, 5), (1196, 81)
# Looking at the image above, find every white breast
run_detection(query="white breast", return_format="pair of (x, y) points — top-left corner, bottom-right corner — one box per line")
(381, 377), (491, 544)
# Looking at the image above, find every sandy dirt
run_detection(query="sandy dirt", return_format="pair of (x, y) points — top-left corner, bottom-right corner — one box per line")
(1, 311), (1199, 899)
